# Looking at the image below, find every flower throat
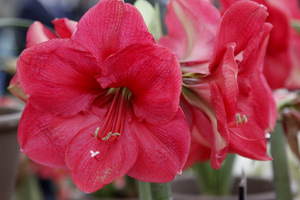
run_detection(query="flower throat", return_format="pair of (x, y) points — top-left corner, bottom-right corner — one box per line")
(94, 87), (131, 144)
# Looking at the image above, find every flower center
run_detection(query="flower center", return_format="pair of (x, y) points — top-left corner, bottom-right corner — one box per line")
(94, 87), (131, 144)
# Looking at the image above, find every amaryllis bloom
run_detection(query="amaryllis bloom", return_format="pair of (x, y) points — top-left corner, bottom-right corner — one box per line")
(14, 0), (190, 192)
(8, 18), (77, 102)
(220, 0), (300, 89)
(159, 0), (277, 169)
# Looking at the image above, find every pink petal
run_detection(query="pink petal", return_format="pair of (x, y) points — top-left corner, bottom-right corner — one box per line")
(286, 30), (300, 89)
(266, 3), (290, 51)
(98, 44), (182, 125)
(220, 0), (294, 89)
(65, 114), (139, 193)
(228, 72), (274, 160)
(219, 0), (239, 12)
(190, 103), (214, 148)
(263, 50), (291, 89)
(228, 23), (276, 159)
(18, 102), (100, 169)
(8, 74), (27, 102)
(213, 43), (239, 123)
(127, 108), (190, 182)
(268, 0), (300, 18)
(194, 44), (238, 129)
(72, 0), (154, 63)
(182, 44), (238, 168)
(52, 18), (77, 38)
(209, 83), (229, 169)
(26, 21), (57, 48)
(230, 75), (276, 157)
(184, 141), (211, 169)
(239, 23), (277, 130)
(210, 1), (268, 71)
(182, 101), (212, 169)
(17, 39), (102, 117)
(239, 23), (272, 73)
(159, 0), (220, 61)
(262, 2), (292, 89)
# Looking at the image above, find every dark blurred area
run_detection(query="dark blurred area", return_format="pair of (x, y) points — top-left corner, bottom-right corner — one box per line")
(3, 0), (101, 54)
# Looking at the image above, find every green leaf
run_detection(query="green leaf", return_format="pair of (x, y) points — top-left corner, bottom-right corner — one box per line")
(134, 0), (163, 41)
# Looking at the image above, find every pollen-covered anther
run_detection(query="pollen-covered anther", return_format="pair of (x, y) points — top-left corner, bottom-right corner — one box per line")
(236, 114), (248, 126)
(94, 127), (100, 138)
(102, 132), (120, 141)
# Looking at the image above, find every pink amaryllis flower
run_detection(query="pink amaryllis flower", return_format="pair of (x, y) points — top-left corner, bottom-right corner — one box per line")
(220, 0), (300, 90)
(159, 0), (277, 169)
(8, 18), (77, 102)
(13, 0), (190, 192)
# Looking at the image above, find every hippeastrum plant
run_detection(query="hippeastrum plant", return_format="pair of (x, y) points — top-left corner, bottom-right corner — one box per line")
(159, 0), (277, 169)
(8, 18), (77, 102)
(219, 1), (299, 198)
(220, 0), (300, 90)
(9, 0), (191, 193)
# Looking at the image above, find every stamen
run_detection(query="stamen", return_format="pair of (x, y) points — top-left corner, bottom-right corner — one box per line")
(242, 115), (248, 123)
(236, 114), (242, 125)
(94, 127), (100, 138)
(93, 88), (131, 144)
(102, 132), (120, 141)
(236, 114), (248, 126)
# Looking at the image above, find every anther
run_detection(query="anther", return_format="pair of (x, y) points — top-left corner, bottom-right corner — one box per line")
(242, 115), (248, 123)
(236, 114), (248, 126)
(102, 132), (120, 141)
(236, 114), (242, 125)
(94, 127), (100, 138)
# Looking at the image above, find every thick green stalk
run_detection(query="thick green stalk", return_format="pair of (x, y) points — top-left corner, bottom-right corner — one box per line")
(271, 122), (292, 200)
(193, 153), (235, 195)
(138, 181), (152, 200)
(150, 182), (173, 200)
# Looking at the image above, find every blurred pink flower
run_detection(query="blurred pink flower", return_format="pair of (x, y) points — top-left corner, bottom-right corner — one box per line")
(160, 0), (277, 169)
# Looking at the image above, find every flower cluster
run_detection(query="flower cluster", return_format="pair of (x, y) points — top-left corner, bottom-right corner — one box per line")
(221, 0), (300, 90)
(9, 0), (280, 193)
(159, 0), (277, 169)
(220, 0), (300, 163)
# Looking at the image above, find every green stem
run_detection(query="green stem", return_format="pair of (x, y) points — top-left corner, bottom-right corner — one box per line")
(150, 182), (173, 200)
(138, 181), (152, 200)
(271, 121), (292, 200)
(0, 18), (34, 29)
(193, 153), (235, 195)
